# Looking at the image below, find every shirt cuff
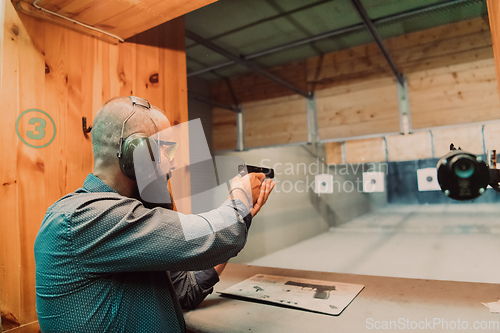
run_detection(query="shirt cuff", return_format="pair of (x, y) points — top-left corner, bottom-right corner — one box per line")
(193, 268), (220, 290)
(224, 199), (253, 229)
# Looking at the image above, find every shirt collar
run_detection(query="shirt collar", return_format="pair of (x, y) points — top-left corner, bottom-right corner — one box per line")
(83, 173), (117, 193)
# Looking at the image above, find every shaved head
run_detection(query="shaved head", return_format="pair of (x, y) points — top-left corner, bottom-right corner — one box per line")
(91, 96), (170, 170)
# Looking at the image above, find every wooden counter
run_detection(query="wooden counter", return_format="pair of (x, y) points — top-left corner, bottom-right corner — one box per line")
(185, 264), (500, 332)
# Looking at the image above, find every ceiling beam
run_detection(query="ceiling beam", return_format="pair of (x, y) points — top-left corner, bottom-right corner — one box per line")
(185, 30), (311, 99)
(188, 92), (240, 112)
(187, 23), (361, 77)
(187, 0), (471, 79)
(350, 0), (404, 85)
(186, 0), (331, 49)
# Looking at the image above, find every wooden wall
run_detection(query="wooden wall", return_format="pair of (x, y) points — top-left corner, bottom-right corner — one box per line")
(0, 0), (188, 330)
(212, 16), (500, 153)
(325, 123), (500, 165)
(487, 0), (500, 89)
(212, 106), (237, 151)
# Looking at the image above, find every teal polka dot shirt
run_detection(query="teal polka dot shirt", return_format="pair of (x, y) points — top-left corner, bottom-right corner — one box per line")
(34, 174), (251, 332)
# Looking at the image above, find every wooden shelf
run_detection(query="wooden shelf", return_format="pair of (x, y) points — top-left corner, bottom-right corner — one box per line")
(13, 0), (217, 43)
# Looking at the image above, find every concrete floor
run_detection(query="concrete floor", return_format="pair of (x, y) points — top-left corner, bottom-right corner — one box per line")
(248, 204), (500, 284)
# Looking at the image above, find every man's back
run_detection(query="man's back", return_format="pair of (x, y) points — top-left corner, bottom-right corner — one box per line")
(34, 174), (251, 332)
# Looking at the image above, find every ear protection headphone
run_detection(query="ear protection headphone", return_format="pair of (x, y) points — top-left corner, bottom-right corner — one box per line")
(117, 96), (161, 181)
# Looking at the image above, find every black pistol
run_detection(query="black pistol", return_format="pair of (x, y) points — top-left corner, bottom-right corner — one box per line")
(238, 164), (274, 179)
(284, 281), (335, 300)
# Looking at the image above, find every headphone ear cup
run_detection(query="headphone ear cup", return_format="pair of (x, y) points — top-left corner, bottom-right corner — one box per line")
(119, 133), (153, 180)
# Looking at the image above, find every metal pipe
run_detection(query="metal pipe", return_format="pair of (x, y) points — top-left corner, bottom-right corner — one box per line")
(187, 0), (471, 78)
(188, 61), (235, 77)
(32, 0), (124, 42)
(186, 30), (311, 98)
(306, 94), (318, 144)
(375, 0), (471, 25)
(350, 0), (404, 85)
(396, 75), (412, 135)
(236, 108), (244, 151)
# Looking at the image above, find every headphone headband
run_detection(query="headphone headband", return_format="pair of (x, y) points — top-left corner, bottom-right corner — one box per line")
(129, 96), (150, 109)
(117, 96), (161, 180)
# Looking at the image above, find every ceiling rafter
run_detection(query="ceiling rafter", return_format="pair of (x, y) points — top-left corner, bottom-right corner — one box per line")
(350, 0), (404, 85)
(185, 0), (331, 50)
(185, 30), (311, 98)
(187, 0), (473, 79)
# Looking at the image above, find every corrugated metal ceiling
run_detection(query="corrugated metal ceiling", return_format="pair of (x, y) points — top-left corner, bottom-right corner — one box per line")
(184, 0), (488, 82)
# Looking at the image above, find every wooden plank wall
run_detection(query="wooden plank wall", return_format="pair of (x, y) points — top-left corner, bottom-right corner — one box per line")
(487, 0), (500, 89)
(243, 94), (308, 149)
(212, 106), (237, 151)
(212, 16), (500, 158)
(325, 123), (500, 165)
(0, 0), (188, 330)
(315, 77), (399, 139)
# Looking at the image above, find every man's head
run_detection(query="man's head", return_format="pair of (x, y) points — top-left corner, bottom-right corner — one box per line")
(91, 96), (171, 196)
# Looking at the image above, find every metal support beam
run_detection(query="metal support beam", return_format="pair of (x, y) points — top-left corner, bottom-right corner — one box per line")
(306, 93), (318, 144)
(396, 76), (412, 135)
(350, 0), (404, 85)
(187, 23), (361, 77)
(185, 30), (311, 99)
(236, 107), (244, 151)
(187, 0), (470, 78)
(188, 92), (239, 112)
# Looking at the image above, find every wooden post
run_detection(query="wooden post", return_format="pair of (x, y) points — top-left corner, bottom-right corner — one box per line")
(487, 0), (500, 100)
(0, 1), (190, 329)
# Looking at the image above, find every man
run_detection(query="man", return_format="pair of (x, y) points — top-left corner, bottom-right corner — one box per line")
(34, 96), (275, 332)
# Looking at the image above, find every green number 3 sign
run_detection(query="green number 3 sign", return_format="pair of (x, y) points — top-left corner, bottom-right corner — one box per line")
(15, 109), (56, 149)
(26, 117), (46, 140)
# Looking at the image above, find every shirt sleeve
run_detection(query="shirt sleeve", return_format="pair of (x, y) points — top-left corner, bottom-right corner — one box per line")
(63, 195), (252, 274)
(169, 269), (219, 310)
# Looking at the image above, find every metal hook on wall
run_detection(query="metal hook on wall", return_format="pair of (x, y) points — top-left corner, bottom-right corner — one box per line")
(82, 117), (92, 136)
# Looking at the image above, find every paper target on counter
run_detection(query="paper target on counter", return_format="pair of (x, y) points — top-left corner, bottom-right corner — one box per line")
(362, 172), (385, 193)
(314, 174), (333, 194)
(417, 167), (440, 191)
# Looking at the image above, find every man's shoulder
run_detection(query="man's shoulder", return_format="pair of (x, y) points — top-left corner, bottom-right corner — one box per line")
(44, 189), (136, 224)
(40, 190), (142, 241)
(49, 188), (125, 209)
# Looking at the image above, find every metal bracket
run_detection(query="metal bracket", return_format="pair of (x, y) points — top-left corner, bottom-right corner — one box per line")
(396, 76), (412, 135)
(306, 93), (318, 144)
(236, 106), (244, 151)
(82, 117), (92, 136)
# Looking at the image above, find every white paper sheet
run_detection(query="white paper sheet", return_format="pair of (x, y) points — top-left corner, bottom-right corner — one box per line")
(219, 274), (364, 316)
(362, 172), (385, 193)
(417, 168), (441, 191)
